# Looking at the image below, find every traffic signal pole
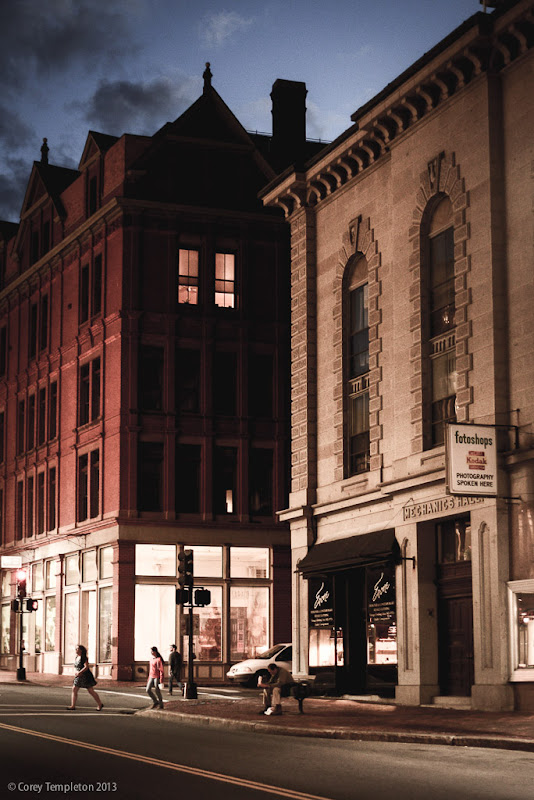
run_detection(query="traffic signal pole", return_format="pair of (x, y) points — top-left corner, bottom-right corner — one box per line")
(185, 602), (197, 700)
(16, 607), (25, 681)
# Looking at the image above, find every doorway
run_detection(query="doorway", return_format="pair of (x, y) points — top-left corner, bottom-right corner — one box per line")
(436, 519), (474, 696)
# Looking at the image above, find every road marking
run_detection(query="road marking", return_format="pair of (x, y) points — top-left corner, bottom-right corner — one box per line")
(0, 721), (334, 800)
(0, 712), (128, 717)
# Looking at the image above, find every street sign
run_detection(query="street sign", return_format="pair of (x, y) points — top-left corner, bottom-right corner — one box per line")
(1, 556), (22, 569)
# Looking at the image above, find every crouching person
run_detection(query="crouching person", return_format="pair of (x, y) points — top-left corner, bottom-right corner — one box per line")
(258, 663), (293, 716)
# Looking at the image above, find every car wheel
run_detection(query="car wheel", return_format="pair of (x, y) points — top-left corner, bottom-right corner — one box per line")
(253, 669), (270, 688)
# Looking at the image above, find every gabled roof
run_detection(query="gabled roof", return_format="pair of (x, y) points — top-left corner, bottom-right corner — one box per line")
(157, 83), (255, 147)
(20, 161), (79, 221)
(0, 221), (18, 243)
(79, 131), (119, 170)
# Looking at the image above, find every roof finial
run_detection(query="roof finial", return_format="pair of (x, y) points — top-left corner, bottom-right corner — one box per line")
(40, 137), (49, 164)
(203, 62), (212, 92)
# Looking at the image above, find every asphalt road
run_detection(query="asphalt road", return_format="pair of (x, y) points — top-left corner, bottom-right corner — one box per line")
(0, 684), (533, 800)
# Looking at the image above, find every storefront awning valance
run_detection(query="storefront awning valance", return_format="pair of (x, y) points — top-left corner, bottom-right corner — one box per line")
(298, 530), (400, 575)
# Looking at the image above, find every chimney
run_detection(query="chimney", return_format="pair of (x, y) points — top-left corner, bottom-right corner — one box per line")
(270, 79), (307, 171)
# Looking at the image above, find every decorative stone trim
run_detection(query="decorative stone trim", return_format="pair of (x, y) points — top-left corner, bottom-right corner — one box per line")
(290, 207), (317, 496)
(332, 217), (383, 482)
(408, 152), (471, 454)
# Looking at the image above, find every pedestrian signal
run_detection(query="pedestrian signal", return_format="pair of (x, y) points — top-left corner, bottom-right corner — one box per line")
(176, 587), (191, 606)
(25, 599), (38, 612)
(194, 588), (211, 607)
(11, 599), (20, 612)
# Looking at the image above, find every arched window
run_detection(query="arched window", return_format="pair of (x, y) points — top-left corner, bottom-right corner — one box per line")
(425, 196), (456, 447)
(344, 255), (370, 475)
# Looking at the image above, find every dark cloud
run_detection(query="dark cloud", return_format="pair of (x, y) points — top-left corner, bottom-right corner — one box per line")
(0, 0), (138, 91)
(0, 157), (33, 222)
(80, 77), (198, 136)
(0, 106), (35, 150)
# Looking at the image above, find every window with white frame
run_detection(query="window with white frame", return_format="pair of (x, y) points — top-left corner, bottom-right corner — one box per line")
(508, 580), (534, 680)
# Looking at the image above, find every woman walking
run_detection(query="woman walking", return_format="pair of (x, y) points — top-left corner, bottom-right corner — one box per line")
(146, 646), (165, 709)
(68, 644), (103, 710)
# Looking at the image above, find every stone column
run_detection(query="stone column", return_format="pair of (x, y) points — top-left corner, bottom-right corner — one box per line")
(395, 520), (439, 705)
(470, 501), (514, 710)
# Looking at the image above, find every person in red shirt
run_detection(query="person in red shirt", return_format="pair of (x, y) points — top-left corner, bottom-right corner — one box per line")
(146, 646), (164, 709)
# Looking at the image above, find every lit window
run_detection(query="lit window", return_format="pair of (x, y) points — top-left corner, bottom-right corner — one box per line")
(508, 581), (534, 679)
(215, 253), (235, 308)
(178, 249), (199, 305)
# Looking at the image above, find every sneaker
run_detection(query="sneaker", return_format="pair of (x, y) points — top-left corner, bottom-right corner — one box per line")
(258, 708), (268, 714)
(264, 706), (282, 716)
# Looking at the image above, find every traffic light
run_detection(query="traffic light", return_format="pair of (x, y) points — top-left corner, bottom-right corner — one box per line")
(11, 599), (20, 612)
(16, 569), (27, 599)
(25, 599), (38, 612)
(176, 587), (191, 606)
(193, 588), (211, 607)
(178, 549), (194, 588)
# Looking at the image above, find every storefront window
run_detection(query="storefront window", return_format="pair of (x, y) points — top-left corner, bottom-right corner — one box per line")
(309, 628), (337, 668)
(45, 560), (56, 589)
(367, 565), (397, 665)
(45, 596), (56, 651)
(65, 555), (79, 586)
(134, 584), (175, 661)
(517, 592), (534, 669)
(35, 600), (43, 653)
(188, 546), (222, 577)
(185, 586), (222, 661)
(99, 547), (113, 579)
(82, 551), (97, 583)
(508, 581), (534, 678)
(230, 547), (269, 579)
(230, 586), (269, 660)
(64, 592), (79, 663)
(135, 544), (176, 576)
(99, 586), (112, 662)
(1, 603), (9, 653)
(33, 562), (43, 592)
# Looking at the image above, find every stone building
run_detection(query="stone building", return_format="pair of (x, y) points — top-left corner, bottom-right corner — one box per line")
(0, 70), (321, 681)
(261, 0), (534, 710)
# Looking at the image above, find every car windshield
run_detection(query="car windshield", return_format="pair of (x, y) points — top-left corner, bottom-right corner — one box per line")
(256, 644), (286, 660)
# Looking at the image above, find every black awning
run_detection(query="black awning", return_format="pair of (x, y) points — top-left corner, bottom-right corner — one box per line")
(298, 530), (399, 575)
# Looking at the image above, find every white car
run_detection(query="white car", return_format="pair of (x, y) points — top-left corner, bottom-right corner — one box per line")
(226, 643), (293, 687)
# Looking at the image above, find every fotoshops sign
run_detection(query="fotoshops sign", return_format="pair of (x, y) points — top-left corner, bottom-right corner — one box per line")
(446, 423), (498, 497)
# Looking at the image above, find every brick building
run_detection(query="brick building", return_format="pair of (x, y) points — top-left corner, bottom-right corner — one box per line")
(0, 69), (321, 681)
(262, 0), (534, 710)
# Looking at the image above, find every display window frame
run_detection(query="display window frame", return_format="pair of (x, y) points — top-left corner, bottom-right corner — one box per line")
(508, 579), (534, 682)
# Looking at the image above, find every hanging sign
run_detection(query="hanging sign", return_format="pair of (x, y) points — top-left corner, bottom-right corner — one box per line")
(308, 575), (334, 628)
(446, 423), (498, 496)
(1, 556), (22, 569)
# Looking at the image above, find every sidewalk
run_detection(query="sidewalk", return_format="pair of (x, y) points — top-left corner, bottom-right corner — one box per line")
(3, 671), (534, 752)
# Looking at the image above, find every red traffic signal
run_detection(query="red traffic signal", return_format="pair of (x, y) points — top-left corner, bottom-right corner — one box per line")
(16, 569), (27, 599)
(25, 599), (38, 612)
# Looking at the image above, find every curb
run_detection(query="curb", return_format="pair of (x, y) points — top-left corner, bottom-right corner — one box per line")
(141, 709), (534, 753)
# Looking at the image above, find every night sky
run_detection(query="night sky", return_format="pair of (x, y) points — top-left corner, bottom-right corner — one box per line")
(1, 0), (483, 222)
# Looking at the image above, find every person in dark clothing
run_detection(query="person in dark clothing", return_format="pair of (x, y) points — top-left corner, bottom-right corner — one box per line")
(168, 644), (183, 695)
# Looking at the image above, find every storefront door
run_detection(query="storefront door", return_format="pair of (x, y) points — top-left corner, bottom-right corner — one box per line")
(436, 519), (474, 696)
